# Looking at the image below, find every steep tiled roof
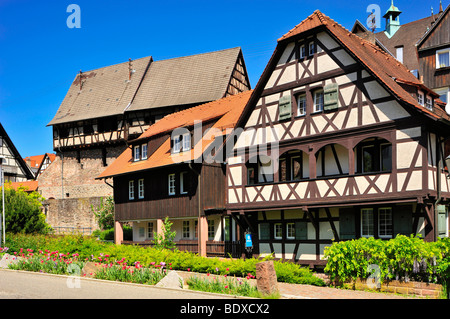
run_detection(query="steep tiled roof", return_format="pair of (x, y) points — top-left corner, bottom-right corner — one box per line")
(97, 90), (252, 179)
(6, 181), (39, 193)
(128, 47), (243, 112)
(48, 47), (244, 126)
(278, 10), (449, 121)
(48, 56), (152, 125)
(374, 14), (440, 71)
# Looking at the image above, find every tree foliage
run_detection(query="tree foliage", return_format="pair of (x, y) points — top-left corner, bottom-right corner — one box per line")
(91, 196), (115, 230)
(152, 216), (176, 250)
(0, 184), (51, 234)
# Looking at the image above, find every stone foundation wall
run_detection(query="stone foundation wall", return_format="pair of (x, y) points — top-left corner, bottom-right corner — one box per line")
(350, 278), (444, 299)
(38, 145), (125, 200)
(44, 196), (104, 233)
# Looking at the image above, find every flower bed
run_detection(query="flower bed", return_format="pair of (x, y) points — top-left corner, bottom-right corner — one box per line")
(2, 233), (326, 287)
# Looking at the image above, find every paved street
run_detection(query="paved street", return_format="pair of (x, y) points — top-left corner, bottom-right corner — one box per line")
(0, 269), (236, 299)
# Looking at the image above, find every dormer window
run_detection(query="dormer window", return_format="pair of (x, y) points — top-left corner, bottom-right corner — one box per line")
(418, 91), (424, 106)
(142, 144), (148, 160)
(134, 145), (140, 161)
(133, 144), (148, 161)
(172, 132), (191, 154)
(425, 96), (433, 110)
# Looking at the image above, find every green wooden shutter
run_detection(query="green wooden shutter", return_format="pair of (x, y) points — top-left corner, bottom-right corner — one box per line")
(393, 206), (413, 236)
(339, 208), (356, 240)
(437, 205), (448, 238)
(295, 221), (308, 240)
(259, 223), (270, 240)
(324, 83), (339, 111)
(278, 95), (292, 121)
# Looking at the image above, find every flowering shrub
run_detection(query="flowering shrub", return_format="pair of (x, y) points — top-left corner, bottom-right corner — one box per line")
(5, 233), (325, 287)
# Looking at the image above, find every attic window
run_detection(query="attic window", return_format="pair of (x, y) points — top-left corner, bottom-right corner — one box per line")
(172, 133), (191, 154)
(437, 48), (450, 69)
(425, 96), (433, 110)
(418, 91), (424, 106)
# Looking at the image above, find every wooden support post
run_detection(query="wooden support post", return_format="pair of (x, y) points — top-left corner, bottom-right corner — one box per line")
(156, 218), (164, 238)
(114, 221), (123, 245)
(198, 216), (208, 257)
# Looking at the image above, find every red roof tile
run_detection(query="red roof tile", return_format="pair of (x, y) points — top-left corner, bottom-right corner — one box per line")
(278, 10), (450, 122)
(5, 181), (39, 192)
(97, 90), (253, 179)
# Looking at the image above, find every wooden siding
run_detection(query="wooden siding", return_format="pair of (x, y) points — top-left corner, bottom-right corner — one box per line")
(114, 163), (225, 221)
(418, 50), (450, 90)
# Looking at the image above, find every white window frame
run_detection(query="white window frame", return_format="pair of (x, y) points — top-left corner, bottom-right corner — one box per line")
(313, 89), (324, 113)
(396, 46), (403, 64)
(134, 145), (140, 161)
(309, 42), (315, 56)
(180, 171), (188, 194)
(436, 48), (450, 69)
(297, 93), (306, 116)
(168, 174), (176, 195)
(418, 91), (424, 106)
(300, 44), (306, 59)
(182, 133), (191, 152)
(182, 220), (190, 239)
(141, 144), (148, 160)
(286, 223), (295, 239)
(138, 179), (144, 199)
(378, 207), (393, 239)
(173, 135), (181, 154)
(425, 96), (433, 110)
(361, 208), (374, 238)
(129, 180), (134, 200)
(274, 223), (283, 240)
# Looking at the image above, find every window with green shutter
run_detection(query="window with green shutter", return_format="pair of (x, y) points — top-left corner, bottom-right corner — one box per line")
(339, 208), (356, 240)
(295, 221), (308, 240)
(437, 205), (448, 238)
(323, 83), (339, 111)
(278, 95), (292, 121)
(259, 223), (270, 240)
(393, 206), (413, 236)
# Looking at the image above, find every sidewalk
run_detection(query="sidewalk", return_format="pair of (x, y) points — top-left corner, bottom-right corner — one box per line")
(175, 271), (417, 299)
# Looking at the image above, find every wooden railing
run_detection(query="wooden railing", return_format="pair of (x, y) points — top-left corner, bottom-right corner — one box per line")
(122, 240), (242, 258)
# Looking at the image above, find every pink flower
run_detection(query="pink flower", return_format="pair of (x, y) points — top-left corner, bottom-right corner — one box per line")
(187, 268), (190, 271)
(226, 268), (229, 271)
(225, 285), (229, 289)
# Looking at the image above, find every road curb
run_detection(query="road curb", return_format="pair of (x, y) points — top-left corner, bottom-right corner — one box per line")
(0, 268), (254, 299)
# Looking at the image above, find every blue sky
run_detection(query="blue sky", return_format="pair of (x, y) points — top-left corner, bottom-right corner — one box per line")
(0, 0), (443, 158)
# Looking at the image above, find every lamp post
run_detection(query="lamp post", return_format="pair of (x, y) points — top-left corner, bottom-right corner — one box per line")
(0, 155), (5, 248)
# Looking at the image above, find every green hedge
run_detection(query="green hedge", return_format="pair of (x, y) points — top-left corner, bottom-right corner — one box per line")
(323, 235), (450, 287)
(3, 233), (325, 287)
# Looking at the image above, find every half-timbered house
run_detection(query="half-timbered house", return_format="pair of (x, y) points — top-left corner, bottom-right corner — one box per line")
(0, 122), (34, 183)
(97, 90), (252, 257)
(226, 11), (450, 267)
(39, 47), (250, 231)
